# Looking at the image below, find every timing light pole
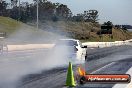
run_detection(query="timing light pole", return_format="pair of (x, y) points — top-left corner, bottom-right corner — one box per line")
(37, 0), (39, 30)
(18, 0), (20, 21)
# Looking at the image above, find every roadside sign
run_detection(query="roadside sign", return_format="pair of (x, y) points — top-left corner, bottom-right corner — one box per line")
(100, 25), (112, 34)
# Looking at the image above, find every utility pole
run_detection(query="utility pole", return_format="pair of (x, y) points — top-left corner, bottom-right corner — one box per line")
(18, 0), (20, 21)
(37, 0), (39, 30)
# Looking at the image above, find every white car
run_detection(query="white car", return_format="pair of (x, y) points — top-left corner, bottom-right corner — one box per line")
(53, 39), (87, 63)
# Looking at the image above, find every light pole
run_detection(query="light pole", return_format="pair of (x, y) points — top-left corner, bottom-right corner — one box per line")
(18, 0), (20, 21)
(37, 0), (39, 30)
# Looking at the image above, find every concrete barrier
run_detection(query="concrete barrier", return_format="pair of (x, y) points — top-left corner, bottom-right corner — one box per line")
(4, 39), (132, 52)
(7, 44), (54, 51)
(82, 39), (132, 48)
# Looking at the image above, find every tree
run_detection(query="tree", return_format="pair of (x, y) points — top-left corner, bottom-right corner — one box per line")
(19, 2), (30, 22)
(0, 0), (73, 22)
(0, 0), (8, 16)
(11, 0), (18, 7)
(122, 26), (127, 31)
(56, 4), (72, 19)
(104, 21), (113, 26)
(86, 10), (99, 23)
(72, 10), (99, 23)
(72, 14), (83, 22)
(10, 6), (19, 20)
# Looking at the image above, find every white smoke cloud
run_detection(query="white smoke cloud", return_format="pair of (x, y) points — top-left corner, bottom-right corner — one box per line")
(0, 24), (72, 88)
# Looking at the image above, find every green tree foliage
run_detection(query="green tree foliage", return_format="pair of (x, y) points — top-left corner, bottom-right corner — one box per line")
(104, 21), (113, 26)
(1, 0), (72, 22)
(72, 10), (99, 23)
(56, 4), (71, 19)
(0, 0), (8, 16)
(88, 10), (99, 23)
(1, 0), (99, 23)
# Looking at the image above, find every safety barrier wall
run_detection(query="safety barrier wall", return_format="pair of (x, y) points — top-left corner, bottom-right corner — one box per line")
(0, 39), (131, 52)
(82, 39), (132, 48)
(7, 44), (54, 51)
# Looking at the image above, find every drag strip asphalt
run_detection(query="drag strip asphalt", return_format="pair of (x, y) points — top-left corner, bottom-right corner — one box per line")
(18, 45), (132, 88)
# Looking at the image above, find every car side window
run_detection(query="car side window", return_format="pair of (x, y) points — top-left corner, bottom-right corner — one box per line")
(76, 42), (78, 46)
(79, 41), (82, 47)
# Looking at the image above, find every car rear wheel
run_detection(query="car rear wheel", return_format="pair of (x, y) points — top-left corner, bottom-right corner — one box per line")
(80, 76), (86, 85)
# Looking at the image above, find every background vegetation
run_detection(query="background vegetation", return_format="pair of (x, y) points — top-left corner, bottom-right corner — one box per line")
(0, 0), (132, 42)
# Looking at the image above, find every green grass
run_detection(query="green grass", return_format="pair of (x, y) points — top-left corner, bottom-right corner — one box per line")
(0, 16), (132, 43)
(0, 16), (21, 33)
(0, 16), (62, 44)
(41, 21), (132, 42)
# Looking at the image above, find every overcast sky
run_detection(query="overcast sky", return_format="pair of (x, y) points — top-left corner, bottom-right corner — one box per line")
(7, 0), (132, 25)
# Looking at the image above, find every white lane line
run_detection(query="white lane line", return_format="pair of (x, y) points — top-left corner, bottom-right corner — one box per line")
(126, 80), (132, 88)
(113, 67), (132, 88)
(91, 62), (116, 74)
